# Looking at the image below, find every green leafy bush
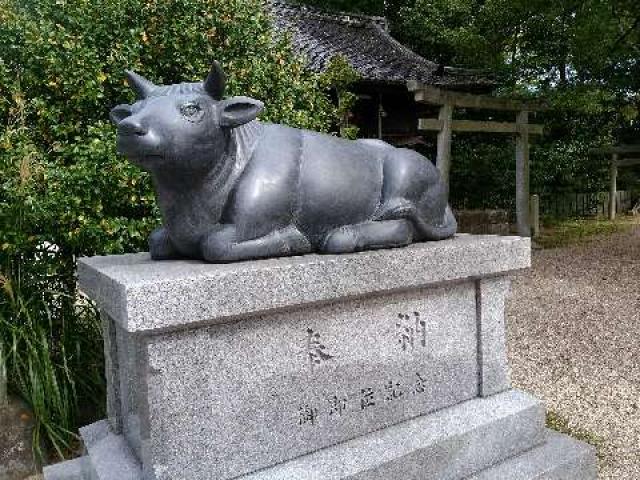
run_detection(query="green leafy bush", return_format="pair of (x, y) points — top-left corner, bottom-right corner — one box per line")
(0, 0), (339, 459)
(448, 126), (613, 213)
(319, 55), (361, 139)
(1, 273), (103, 460)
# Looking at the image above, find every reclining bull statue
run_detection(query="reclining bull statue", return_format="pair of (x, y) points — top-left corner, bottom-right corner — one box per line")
(110, 62), (457, 263)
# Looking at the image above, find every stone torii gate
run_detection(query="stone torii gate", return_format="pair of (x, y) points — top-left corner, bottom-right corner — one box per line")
(590, 144), (640, 219)
(407, 82), (545, 237)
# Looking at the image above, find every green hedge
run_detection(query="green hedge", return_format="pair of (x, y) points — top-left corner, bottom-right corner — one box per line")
(0, 0), (338, 460)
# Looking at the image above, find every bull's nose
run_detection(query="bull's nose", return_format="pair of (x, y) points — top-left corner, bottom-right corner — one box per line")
(118, 117), (148, 136)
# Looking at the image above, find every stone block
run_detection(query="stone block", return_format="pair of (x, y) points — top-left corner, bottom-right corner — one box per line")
(79, 421), (142, 480)
(468, 430), (597, 479)
(0, 397), (38, 480)
(77, 235), (531, 332)
(71, 235), (534, 480)
(42, 398), (597, 480)
(43, 235), (596, 480)
(47, 234), (587, 480)
(41, 457), (87, 480)
(141, 283), (480, 480)
(476, 277), (511, 397)
(45, 390), (546, 480)
(226, 390), (547, 480)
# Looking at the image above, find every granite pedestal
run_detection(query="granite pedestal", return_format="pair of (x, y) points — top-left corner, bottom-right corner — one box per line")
(44, 235), (597, 480)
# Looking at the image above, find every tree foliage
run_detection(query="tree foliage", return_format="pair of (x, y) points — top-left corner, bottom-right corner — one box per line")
(296, 0), (640, 203)
(304, 0), (639, 116)
(0, 0), (338, 456)
(320, 55), (361, 139)
(0, 0), (337, 261)
(294, 0), (385, 15)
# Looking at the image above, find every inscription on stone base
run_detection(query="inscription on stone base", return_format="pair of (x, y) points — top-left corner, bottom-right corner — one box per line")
(142, 283), (478, 480)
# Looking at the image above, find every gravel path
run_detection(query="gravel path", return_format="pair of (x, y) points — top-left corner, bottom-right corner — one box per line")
(506, 222), (640, 480)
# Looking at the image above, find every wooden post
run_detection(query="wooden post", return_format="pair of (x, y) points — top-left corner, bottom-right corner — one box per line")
(515, 111), (531, 236)
(0, 341), (6, 407)
(609, 154), (618, 220)
(412, 84), (547, 227)
(530, 194), (540, 237)
(436, 103), (454, 197)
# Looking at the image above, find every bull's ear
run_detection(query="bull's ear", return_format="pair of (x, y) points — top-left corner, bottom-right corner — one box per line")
(218, 96), (264, 128)
(110, 104), (132, 125)
(203, 61), (226, 100)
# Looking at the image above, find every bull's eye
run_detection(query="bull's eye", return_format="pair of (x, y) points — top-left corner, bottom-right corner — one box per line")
(180, 102), (203, 121)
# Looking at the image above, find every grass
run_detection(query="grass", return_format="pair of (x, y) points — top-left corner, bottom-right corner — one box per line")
(546, 410), (606, 462)
(0, 269), (104, 463)
(535, 216), (638, 249)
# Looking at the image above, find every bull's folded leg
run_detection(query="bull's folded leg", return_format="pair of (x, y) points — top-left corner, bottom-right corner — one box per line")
(321, 219), (414, 254)
(201, 225), (312, 263)
(149, 226), (182, 260)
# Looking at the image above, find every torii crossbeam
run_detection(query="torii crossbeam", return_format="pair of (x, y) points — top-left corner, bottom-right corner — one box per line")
(408, 82), (546, 237)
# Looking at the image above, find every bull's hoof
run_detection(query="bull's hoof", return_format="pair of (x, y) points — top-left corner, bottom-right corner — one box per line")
(201, 231), (236, 262)
(322, 226), (359, 254)
(321, 220), (414, 254)
(149, 227), (181, 260)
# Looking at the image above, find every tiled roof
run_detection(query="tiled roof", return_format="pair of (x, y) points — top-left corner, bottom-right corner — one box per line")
(268, 0), (494, 91)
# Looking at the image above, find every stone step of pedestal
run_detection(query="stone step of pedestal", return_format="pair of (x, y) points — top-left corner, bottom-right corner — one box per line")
(43, 420), (143, 480)
(44, 389), (545, 480)
(42, 457), (87, 480)
(239, 389), (546, 480)
(467, 431), (597, 480)
(80, 421), (142, 480)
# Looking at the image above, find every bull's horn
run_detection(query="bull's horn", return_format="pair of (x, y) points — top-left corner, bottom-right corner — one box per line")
(203, 61), (226, 100)
(125, 70), (156, 99)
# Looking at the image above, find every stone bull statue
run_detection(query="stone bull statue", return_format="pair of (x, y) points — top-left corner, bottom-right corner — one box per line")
(110, 62), (456, 263)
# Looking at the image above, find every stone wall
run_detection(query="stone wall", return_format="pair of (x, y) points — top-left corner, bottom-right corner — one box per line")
(456, 210), (511, 235)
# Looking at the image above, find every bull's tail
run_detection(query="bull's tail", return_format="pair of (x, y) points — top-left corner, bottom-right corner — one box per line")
(410, 205), (457, 241)
(374, 199), (457, 241)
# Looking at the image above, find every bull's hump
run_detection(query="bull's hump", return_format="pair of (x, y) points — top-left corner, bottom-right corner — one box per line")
(297, 130), (384, 235)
